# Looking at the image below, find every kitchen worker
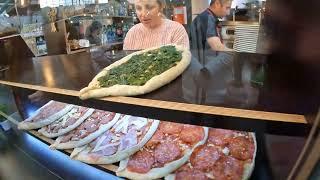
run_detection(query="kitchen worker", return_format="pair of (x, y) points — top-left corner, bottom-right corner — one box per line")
(123, 0), (189, 50)
(184, 0), (236, 105)
(189, 0), (233, 57)
(85, 21), (103, 45)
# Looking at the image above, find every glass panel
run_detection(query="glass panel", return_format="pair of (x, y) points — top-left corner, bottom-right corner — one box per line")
(0, 0), (319, 180)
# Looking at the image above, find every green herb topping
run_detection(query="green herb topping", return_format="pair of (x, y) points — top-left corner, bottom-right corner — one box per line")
(98, 45), (182, 87)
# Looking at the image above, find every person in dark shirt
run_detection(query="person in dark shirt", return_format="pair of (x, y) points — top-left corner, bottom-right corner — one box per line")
(85, 21), (103, 45)
(183, 0), (234, 105)
(190, 0), (232, 58)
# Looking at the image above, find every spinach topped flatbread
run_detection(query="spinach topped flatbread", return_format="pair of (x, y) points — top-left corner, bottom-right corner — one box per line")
(79, 45), (191, 99)
(98, 46), (183, 87)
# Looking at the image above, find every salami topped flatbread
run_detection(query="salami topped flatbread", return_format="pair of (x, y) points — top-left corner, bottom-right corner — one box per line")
(79, 45), (191, 99)
(38, 106), (95, 138)
(70, 115), (160, 164)
(50, 110), (121, 149)
(166, 128), (257, 180)
(18, 101), (74, 130)
(116, 122), (209, 180)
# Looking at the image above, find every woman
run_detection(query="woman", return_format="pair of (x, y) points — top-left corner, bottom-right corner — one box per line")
(123, 0), (189, 50)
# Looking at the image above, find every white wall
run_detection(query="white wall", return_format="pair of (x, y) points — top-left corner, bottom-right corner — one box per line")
(191, 0), (209, 20)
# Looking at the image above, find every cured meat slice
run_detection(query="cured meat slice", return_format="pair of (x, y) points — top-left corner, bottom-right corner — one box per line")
(176, 170), (208, 180)
(166, 128), (256, 180)
(118, 129), (138, 151)
(227, 136), (255, 161)
(50, 111), (120, 149)
(38, 107), (95, 138)
(117, 122), (208, 180)
(190, 145), (221, 172)
(31, 101), (66, 122)
(211, 156), (244, 180)
(159, 121), (184, 135)
(207, 128), (235, 146)
(18, 101), (74, 130)
(180, 125), (205, 145)
(154, 141), (182, 166)
(127, 150), (155, 174)
(70, 117), (159, 165)
(145, 130), (165, 148)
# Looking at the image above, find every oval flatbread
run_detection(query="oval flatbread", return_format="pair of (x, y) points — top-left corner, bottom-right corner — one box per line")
(165, 128), (257, 180)
(79, 45), (191, 99)
(18, 101), (74, 130)
(38, 106), (95, 138)
(70, 116), (160, 165)
(50, 110), (121, 149)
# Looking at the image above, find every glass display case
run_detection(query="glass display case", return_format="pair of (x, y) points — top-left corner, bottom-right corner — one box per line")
(0, 0), (319, 180)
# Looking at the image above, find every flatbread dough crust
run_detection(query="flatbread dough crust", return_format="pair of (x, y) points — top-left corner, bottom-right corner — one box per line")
(50, 113), (121, 149)
(79, 45), (191, 99)
(165, 133), (257, 180)
(18, 101), (74, 130)
(70, 120), (160, 164)
(116, 127), (209, 180)
(38, 108), (95, 138)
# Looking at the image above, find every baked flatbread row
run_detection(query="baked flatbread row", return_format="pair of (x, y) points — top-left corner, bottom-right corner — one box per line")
(18, 101), (256, 180)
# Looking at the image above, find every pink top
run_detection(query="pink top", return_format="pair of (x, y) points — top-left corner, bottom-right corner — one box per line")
(123, 19), (190, 50)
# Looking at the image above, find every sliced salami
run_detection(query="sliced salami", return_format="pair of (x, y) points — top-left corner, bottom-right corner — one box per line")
(117, 121), (208, 180)
(127, 150), (155, 173)
(165, 128), (257, 180)
(180, 125), (205, 145)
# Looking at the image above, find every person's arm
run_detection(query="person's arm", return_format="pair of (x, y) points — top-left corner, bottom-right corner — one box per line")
(206, 16), (233, 52)
(207, 36), (233, 51)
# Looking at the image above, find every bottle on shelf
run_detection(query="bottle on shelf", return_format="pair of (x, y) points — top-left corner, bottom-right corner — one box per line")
(128, 4), (135, 17)
(107, 1), (115, 16)
(123, 23), (129, 38)
(119, 1), (128, 16)
(101, 25), (107, 45)
(114, 2), (120, 17)
(111, 24), (117, 42)
(106, 24), (113, 43)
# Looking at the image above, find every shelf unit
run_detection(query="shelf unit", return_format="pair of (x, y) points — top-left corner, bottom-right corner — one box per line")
(65, 14), (133, 54)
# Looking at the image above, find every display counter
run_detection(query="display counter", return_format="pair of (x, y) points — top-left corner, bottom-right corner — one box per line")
(0, 49), (315, 179)
(0, 51), (311, 136)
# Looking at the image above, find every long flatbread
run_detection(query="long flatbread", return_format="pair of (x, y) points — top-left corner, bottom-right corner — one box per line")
(50, 110), (121, 149)
(79, 45), (191, 99)
(38, 106), (95, 138)
(116, 122), (209, 180)
(165, 128), (257, 180)
(18, 101), (74, 130)
(70, 116), (160, 164)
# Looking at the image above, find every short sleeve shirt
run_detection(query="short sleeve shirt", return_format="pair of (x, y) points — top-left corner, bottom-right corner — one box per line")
(206, 9), (219, 39)
(189, 8), (222, 63)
